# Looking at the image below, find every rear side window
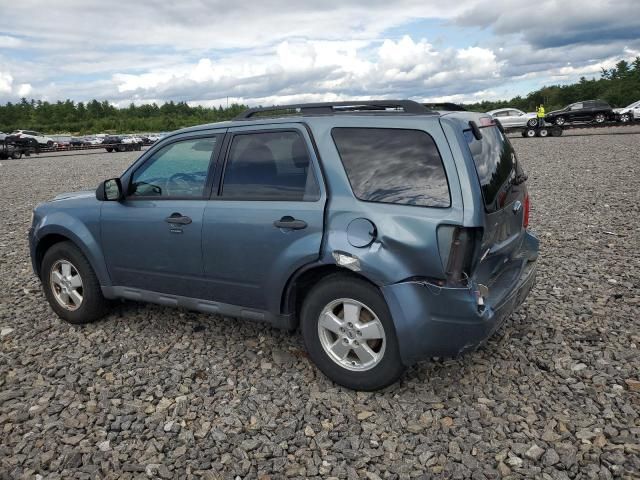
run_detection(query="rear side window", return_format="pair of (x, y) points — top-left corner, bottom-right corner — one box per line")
(332, 128), (450, 208)
(221, 131), (320, 201)
(464, 125), (518, 212)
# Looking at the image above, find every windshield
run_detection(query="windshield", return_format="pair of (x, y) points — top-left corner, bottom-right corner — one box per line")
(464, 124), (521, 212)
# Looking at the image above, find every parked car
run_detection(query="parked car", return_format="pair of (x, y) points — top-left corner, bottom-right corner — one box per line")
(28, 100), (538, 390)
(544, 100), (613, 126)
(70, 136), (91, 147)
(102, 135), (141, 152)
(614, 100), (640, 123)
(487, 108), (539, 128)
(11, 130), (55, 147)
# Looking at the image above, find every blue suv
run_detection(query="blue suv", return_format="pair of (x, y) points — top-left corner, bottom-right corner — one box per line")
(29, 101), (538, 390)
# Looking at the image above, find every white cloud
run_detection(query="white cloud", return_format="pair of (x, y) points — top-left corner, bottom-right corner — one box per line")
(0, 35), (22, 48)
(0, 72), (13, 94)
(0, 1), (637, 105)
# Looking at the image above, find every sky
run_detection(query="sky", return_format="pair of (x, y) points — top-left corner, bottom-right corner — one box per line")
(0, 0), (639, 107)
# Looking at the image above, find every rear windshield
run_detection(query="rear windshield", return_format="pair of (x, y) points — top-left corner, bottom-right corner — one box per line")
(332, 127), (450, 208)
(464, 125), (519, 212)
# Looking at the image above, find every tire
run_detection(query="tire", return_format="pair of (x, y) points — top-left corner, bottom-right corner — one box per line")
(537, 128), (549, 137)
(117, 145), (125, 153)
(41, 241), (109, 324)
(620, 113), (630, 123)
(521, 130), (528, 137)
(46, 140), (54, 148)
(555, 116), (566, 126)
(594, 113), (606, 123)
(551, 126), (563, 137)
(525, 128), (537, 138)
(301, 275), (405, 390)
(526, 118), (538, 128)
(105, 148), (113, 153)
(11, 151), (22, 159)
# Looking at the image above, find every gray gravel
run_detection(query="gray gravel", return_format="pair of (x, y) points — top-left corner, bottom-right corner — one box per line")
(1, 133), (639, 479)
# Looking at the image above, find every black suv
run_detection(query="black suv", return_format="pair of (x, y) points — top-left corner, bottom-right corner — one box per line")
(545, 100), (613, 126)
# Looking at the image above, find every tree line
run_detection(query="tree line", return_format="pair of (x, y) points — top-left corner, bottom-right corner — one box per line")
(1, 57), (639, 134)
(465, 57), (640, 113)
(0, 100), (248, 135)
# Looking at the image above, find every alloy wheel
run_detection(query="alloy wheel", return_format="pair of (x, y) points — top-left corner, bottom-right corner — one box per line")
(317, 298), (386, 371)
(49, 260), (84, 311)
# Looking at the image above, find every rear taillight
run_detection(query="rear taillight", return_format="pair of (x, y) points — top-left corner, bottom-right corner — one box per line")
(439, 226), (482, 286)
(523, 193), (530, 229)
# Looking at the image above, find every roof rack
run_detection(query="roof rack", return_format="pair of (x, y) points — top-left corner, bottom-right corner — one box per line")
(422, 102), (467, 112)
(234, 100), (432, 120)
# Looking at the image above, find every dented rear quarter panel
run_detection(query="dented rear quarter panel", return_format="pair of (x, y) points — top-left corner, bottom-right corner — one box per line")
(306, 115), (465, 286)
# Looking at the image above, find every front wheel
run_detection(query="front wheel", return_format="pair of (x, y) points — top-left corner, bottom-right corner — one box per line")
(301, 275), (404, 390)
(41, 242), (109, 324)
(555, 116), (566, 126)
(594, 113), (606, 123)
(525, 128), (537, 138)
(537, 128), (549, 137)
(11, 150), (22, 159)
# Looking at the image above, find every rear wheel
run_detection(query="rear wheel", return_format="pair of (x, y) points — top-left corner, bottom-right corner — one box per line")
(526, 118), (538, 127)
(105, 147), (113, 153)
(525, 128), (537, 138)
(41, 242), (109, 324)
(11, 150), (22, 159)
(301, 275), (404, 390)
(46, 140), (54, 148)
(620, 113), (630, 123)
(555, 116), (566, 126)
(537, 128), (549, 137)
(551, 126), (563, 137)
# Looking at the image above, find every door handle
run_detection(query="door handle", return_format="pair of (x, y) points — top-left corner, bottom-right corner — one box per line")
(273, 216), (307, 230)
(165, 212), (192, 225)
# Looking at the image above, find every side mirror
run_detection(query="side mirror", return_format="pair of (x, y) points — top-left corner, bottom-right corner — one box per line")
(96, 178), (123, 201)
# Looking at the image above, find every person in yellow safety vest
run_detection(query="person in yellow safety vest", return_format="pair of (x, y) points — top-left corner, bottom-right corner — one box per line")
(537, 105), (545, 127)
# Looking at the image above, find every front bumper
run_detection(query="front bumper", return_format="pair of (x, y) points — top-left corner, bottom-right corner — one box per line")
(383, 251), (537, 366)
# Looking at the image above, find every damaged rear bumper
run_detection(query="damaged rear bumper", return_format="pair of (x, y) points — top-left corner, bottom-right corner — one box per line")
(382, 257), (537, 366)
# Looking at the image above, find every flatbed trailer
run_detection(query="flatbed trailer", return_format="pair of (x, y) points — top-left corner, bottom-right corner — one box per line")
(0, 138), (37, 159)
(504, 118), (640, 138)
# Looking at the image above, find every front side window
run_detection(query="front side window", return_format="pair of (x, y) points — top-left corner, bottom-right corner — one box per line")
(332, 127), (450, 208)
(570, 103), (583, 110)
(221, 131), (320, 201)
(130, 136), (218, 198)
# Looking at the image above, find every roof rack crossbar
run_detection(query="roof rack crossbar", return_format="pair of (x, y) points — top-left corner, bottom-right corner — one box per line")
(234, 100), (431, 120)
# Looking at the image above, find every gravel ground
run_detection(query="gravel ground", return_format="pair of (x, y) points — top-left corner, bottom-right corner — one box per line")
(0, 132), (639, 479)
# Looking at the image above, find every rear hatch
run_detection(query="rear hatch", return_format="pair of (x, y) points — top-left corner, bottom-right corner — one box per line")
(463, 119), (530, 306)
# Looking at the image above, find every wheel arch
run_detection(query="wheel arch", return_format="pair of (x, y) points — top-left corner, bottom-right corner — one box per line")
(280, 263), (381, 329)
(33, 223), (111, 287)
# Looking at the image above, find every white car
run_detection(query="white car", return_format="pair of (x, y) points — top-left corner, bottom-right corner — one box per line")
(11, 130), (55, 147)
(487, 108), (539, 128)
(614, 100), (640, 123)
(122, 135), (142, 144)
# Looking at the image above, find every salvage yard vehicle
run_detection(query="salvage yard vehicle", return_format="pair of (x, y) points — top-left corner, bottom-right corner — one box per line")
(28, 100), (539, 390)
(11, 129), (55, 147)
(487, 108), (539, 128)
(614, 100), (640, 123)
(102, 135), (142, 152)
(545, 100), (613, 126)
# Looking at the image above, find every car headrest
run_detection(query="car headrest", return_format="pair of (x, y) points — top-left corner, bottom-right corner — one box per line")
(291, 136), (310, 168)
(231, 140), (277, 178)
